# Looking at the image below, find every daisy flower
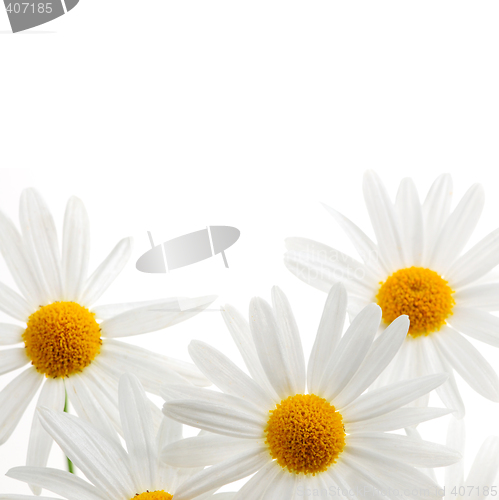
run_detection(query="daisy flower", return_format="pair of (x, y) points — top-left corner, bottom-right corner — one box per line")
(408, 418), (499, 500)
(284, 171), (499, 417)
(160, 284), (460, 499)
(0, 189), (213, 482)
(0, 373), (235, 500)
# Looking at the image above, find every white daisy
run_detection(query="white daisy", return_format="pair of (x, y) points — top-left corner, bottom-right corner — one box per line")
(408, 418), (499, 500)
(160, 284), (460, 500)
(0, 373), (235, 500)
(0, 189), (214, 487)
(284, 171), (499, 417)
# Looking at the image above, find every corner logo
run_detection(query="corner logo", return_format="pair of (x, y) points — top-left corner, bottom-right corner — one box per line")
(136, 226), (240, 273)
(3, 0), (78, 33)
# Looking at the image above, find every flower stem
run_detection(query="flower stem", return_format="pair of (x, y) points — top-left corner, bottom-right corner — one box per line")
(63, 390), (75, 474)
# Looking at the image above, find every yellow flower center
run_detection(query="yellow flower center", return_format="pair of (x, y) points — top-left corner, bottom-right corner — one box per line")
(23, 302), (101, 378)
(376, 266), (455, 338)
(265, 394), (345, 475)
(132, 492), (173, 500)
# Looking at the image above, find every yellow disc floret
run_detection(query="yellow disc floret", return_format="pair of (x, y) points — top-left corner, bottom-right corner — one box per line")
(265, 394), (345, 475)
(376, 267), (455, 338)
(23, 302), (101, 378)
(132, 491), (173, 500)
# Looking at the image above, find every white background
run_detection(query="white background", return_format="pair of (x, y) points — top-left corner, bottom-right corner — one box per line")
(1, 1), (499, 495)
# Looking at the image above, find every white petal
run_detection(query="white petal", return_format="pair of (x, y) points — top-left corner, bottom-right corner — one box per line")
(0, 323), (24, 346)
(38, 407), (135, 498)
(78, 237), (132, 306)
(321, 303), (382, 401)
(347, 432), (461, 467)
(61, 196), (90, 301)
(429, 184), (485, 275)
(262, 468), (297, 498)
(79, 361), (121, 433)
(27, 378), (65, 495)
(6, 466), (107, 500)
(420, 337), (465, 418)
(232, 462), (279, 500)
(0, 281), (31, 321)
(422, 173), (453, 267)
(221, 304), (276, 399)
(341, 373), (448, 422)
(161, 385), (264, 420)
(163, 400), (264, 439)
(156, 415), (182, 450)
(322, 203), (388, 275)
(465, 436), (499, 493)
(307, 283), (347, 395)
(404, 426), (439, 485)
(188, 340), (274, 411)
(100, 339), (208, 393)
(395, 178), (424, 266)
(454, 283), (499, 311)
(119, 373), (158, 493)
(284, 237), (376, 297)
(450, 307), (499, 347)
(433, 327), (499, 402)
(92, 298), (182, 320)
(324, 462), (353, 496)
(339, 453), (400, 500)
(0, 368), (43, 445)
(445, 417), (465, 492)
(101, 295), (216, 338)
(65, 373), (119, 444)
(447, 228), (499, 288)
(343, 447), (442, 500)
(362, 170), (405, 272)
(346, 407), (453, 433)
(271, 286), (306, 394)
(0, 208), (46, 307)
(161, 434), (261, 467)
(173, 448), (269, 500)
(411, 335), (432, 408)
(249, 297), (300, 399)
(334, 315), (409, 408)
(19, 188), (63, 301)
(0, 348), (29, 375)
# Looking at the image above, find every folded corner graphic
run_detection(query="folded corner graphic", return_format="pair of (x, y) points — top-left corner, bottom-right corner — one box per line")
(3, 0), (78, 33)
(136, 226), (240, 273)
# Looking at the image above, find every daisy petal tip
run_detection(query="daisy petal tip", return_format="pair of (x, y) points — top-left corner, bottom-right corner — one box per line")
(5, 466), (23, 480)
(392, 314), (410, 330)
(36, 405), (54, 420)
(249, 296), (268, 314)
(118, 371), (141, 391)
(329, 281), (347, 295)
(362, 302), (383, 321)
(188, 339), (206, 355)
(29, 484), (42, 496)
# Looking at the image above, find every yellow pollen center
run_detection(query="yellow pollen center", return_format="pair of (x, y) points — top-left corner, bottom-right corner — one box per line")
(23, 301), (102, 378)
(132, 491), (173, 500)
(265, 394), (346, 475)
(376, 266), (455, 338)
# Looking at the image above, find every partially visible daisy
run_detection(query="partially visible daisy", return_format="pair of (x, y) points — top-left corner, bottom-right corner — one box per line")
(408, 418), (499, 500)
(1, 373), (235, 500)
(284, 171), (499, 416)
(0, 189), (213, 486)
(160, 284), (460, 500)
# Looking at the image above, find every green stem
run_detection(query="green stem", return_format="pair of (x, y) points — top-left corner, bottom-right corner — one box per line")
(63, 391), (75, 474)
